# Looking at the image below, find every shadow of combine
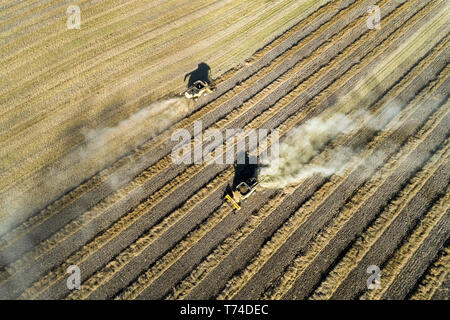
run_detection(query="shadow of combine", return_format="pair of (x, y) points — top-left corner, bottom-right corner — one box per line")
(184, 62), (214, 88)
(224, 152), (259, 198)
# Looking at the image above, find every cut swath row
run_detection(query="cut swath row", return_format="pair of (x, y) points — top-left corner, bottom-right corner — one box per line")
(262, 74), (449, 299)
(0, 0), (347, 259)
(163, 1), (447, 300)
(198, 62), (449, 300)
(0, 0), (354, 253)
(310, 111), (450, 299)
(60, 0), (426, 300)
(409, 245), (450, 300)
(361, 184), (450, 300)
(0, 0), (387, 286)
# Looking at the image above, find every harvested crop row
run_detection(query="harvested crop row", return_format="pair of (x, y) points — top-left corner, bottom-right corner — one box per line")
(0, 0), (340, 250)
(126, 0), (446, 300)
(1, 0), (444, 298)
(0, 0), (344, 181)
(409, 246), (450, 300)
(59, 0), (422, 300)
(262, 74), (450, 299)
(213, 73), (449, 300)
(165, 0), (445, 300)
(19, 167), (235, 299)
(3, 0), (342, 250)
(0, 0), (342, 230)
(361, 185), (450, 300)
(0, 0), (57, 26)
(310, 110), (450, 299)
(0, 0), (384, 284)
(0, 0), (346, 184)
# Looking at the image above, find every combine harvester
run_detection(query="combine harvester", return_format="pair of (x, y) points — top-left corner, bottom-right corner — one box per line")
(183, 63), (215, 101)
(225, 153), (263, 212)
(184, 80), (213, 101)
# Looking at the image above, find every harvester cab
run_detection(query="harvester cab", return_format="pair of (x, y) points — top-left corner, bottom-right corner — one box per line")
(184, 80), (213, 101)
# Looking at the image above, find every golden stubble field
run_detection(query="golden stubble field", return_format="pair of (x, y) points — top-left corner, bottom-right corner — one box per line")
(0, 0), (449, 300)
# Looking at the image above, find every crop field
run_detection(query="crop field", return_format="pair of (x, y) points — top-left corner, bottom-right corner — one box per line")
(0, 0), (449, 300)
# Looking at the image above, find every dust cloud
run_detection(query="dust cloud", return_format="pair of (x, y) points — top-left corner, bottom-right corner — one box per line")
(0, 97), (190, 237)
(259, 102), (402, 189)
